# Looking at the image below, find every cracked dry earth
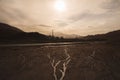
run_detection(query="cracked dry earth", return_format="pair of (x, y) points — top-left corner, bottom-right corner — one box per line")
(0, 43), (120, 80)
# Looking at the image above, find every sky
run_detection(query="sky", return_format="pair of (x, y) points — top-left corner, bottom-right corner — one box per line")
(0, 0), (120, 36)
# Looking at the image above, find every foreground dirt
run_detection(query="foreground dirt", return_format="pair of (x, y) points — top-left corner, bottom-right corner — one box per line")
(0, 43), (120, 80)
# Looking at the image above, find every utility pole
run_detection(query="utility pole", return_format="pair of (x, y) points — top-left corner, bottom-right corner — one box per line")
(52, 29), (54, 37)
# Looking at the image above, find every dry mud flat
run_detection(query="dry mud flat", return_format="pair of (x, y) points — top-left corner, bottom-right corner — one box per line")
(0, 43), (120, 80)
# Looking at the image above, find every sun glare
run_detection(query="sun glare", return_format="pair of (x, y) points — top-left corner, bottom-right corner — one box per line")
(54, 0), (66, 12)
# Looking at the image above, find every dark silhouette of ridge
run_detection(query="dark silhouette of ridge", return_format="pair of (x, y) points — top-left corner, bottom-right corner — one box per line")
(19, 32), (49, 43)
(0, 23), (24, 38)
(0, 23), (23, 32)
(0, 23), (49, 43)
(84, 30), (120, 42)
(0, 22), (120, 44)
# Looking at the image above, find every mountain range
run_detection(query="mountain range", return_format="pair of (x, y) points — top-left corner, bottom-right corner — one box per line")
(0, 22), (120, 44)
(0, 23), (49, 43)
(84, 30), (120, 42)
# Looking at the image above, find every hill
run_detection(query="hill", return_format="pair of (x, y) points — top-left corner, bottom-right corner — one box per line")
(84, 30), (120, 42)
(0, 23), (49, 43)
(0, 23), (24, 38)
(0, 23), (120, 43)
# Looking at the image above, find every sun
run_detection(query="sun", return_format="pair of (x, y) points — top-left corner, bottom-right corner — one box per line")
(54, 0), (66, 12)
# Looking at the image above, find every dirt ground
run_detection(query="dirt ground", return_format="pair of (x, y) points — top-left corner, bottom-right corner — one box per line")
(0, 42), (120, 80)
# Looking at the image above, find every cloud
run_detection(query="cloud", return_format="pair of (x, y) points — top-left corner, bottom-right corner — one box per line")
(68, 11), (89, 22)
(68, 11), (110, 24)
(102, 0), (120, 11)
(39, 24), (52, 27)
(0, 0), (32, 25)
(67, 0), (120, 23)
(55, 20), (68, 27)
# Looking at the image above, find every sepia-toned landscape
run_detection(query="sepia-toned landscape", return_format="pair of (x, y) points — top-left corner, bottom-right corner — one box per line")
(0, 0), (120, 80)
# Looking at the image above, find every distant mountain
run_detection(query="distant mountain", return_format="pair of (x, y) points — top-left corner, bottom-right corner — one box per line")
(0, 22), (120, 43)
(0, 23), (49, 43)
(18, 32), (49, 42)
(54, 32), (82, 38)
(106, 30), (120, 38)
(0, 23), (24, 38)
(84, 30), (120, 42)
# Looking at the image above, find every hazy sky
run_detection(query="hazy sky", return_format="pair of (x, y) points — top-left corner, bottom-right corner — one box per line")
(0, 0), (120, 36)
